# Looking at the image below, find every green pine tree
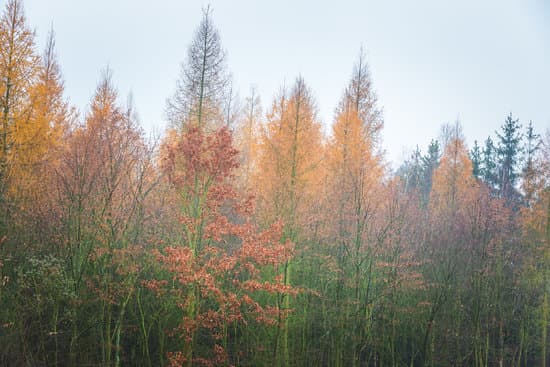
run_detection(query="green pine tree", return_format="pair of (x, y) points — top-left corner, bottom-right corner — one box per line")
(470, 140), (482, 178)
(482, 136), (498, 189)
(496, 113), (523, 200)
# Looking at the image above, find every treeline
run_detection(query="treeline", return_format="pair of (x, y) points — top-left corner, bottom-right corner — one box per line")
(0, 1), (548, 366)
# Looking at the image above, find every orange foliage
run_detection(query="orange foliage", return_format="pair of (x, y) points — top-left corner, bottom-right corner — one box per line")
(253, 77), (324, 237)
(430, 135), (476, 212)
(158, 125), (294, 366)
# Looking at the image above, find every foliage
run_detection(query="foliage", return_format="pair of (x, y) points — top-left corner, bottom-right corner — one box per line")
(0, 1), (548, 366)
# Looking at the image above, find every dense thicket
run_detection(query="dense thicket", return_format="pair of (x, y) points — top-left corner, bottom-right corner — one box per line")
(0, 1), (548, 366)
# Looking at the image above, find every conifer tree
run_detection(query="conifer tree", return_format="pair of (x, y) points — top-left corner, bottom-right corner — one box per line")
(422, 139), (440, 198)
(0, 0), (40, 198)
(254, 77), (323, 367)
(482, 136), (498, 188)
(234, 86), (261, 192)
(522, 121), (540, 206)
(470, 140), (482, 179)
(399, 146), (423, 192)
(10, 28), (69, 211)
(496, 113), (522, 200)
(166, 6), (229, 131)
(338, 47), (382, 145)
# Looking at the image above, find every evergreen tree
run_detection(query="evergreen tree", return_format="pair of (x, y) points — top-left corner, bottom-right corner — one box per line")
(496, 113), (522, 200)
(398, 145), (423, 192)
(482, 136), (498, 189)
(521, 120), (540, 206)
(470, 140), (482, 178)
(421, 139), (440, 198)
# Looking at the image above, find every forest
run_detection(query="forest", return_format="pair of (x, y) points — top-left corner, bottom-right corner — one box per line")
(0, 1), (549, 366)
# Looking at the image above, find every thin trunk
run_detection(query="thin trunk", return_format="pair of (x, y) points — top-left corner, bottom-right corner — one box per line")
(106, 303), (113, 367)
(70, 304), (78, 366)
(137, 288), (152, 367)
(2, 76), (10, 158)
(516, 320), (524, 367)
(273, 291), (281, 366)
(53, 303), (59, 366)
(196, 17), (208, 129)
(114, 288), (133, 367)
(281, 259), (291, 367)
(158, 320), (165, 367)
(544, 196), (550, 367)
(184, 284), (197, 367)
(499, 318), (504, 367)
(543, 292), (548, 367)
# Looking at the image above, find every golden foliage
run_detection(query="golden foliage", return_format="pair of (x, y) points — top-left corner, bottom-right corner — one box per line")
(430, 136), (476, 212)
(253, 78), (323, 235)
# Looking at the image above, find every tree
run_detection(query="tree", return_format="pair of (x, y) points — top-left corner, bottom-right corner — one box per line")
(0, 0), (40, 206)
(482, 136), (498, 189)
(421, 139), (440, 199)
(398, 140), (440, 201)
(338, 46), (382, 145)
(496, 113), (523, 200)
(470, 140), (482, 179)
(234, 86), (261, 193)
(398, 146), (423, 192)
(158, 125), (293, 367)
(522, 121), (541, 207)
(422, 124), (476, 364)
(223, 79), (240, 128)
(52, 70), (156, 366)
(166, 6), (229, 131)
(0, 7), (67, 364)
(520, 129), (550, 367)
(323, 52), (385, 364)
(9, 27), (69, 223)
(254, 77), (323, 367)
(431, 123), (473, 210)
(2, 5), (549, 365)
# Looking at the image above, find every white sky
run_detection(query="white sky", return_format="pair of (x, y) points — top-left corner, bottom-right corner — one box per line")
(24, 0), (550, 168)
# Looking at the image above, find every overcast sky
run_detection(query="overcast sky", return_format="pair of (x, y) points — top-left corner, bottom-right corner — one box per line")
(24, 0), (550, 168)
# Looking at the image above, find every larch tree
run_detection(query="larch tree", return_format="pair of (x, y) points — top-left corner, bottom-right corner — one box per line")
(423, 123), (476, 364)
(53, 70), (156, 366)
(223, 79), (240, 128)
(11, 27), (69, 220)
(424, 124), (515, 366)
(166, 6), (230, 131)
(255, 78), (323, 236)
(431, 123), (474, 212)
(0, 5), (54, 361)
(1, 3), (549, 365)
(460, 181), (510, 367)
(323, 49), (385, 366)
(0, 0), (39, 208)
(234, 86), (261, 193)
(254, 77), (323, 367)
(520, 129), (550, 367)
(83, 73), (154, 367)
(341, 46), (383, 146)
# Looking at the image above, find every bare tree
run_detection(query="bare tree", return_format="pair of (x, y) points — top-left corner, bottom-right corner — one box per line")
(166, 6), (230, 131)
(337, 46), (383, 146)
